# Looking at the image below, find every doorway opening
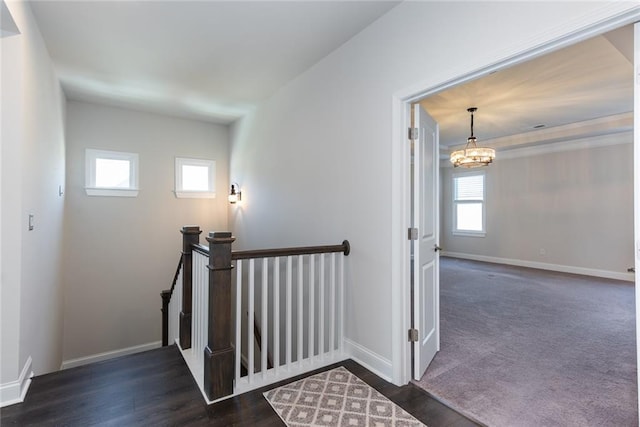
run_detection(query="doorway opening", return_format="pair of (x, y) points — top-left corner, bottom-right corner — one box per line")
(395, 14), (640, 427)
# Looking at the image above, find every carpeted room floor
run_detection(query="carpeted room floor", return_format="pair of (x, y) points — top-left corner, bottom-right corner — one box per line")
(414, 257), (637, 427)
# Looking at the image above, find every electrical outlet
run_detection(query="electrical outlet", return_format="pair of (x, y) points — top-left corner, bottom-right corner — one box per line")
(539, 248), (546, 256)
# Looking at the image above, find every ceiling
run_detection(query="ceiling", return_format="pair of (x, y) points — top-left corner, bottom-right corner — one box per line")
(420, 25), (634, 150)
(28, 2), (634, 142)
(28, 0), (400, 123)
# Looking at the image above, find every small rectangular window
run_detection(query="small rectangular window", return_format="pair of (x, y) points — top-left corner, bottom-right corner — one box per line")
(453, 172), (485, 236)
(95, 158), (130, 188)
(85, 149), (139, 197)
(175, 157), (216, 198)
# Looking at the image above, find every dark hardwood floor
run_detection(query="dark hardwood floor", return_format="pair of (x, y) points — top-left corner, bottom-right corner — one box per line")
(0, 345), (479, 426)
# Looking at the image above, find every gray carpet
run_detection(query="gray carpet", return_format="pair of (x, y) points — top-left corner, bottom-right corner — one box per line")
(414, 257), (637, 427)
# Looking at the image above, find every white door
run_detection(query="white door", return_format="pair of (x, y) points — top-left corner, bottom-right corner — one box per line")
(412, 104), (440, 380)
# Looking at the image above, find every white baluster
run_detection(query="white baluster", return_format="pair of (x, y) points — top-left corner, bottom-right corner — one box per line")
(261, 257), (268, 379)
(273, 257), (280, 374)
(286, 256), (292, 368)
(330, 253), (336, 354)
(319, 254), (325, 358)
(248, 259), (255, 383)
(200, 254), (205, 364)
(297, 255), (303, 364)
(197, 255), (203, 362)
(201, 254), (206, 363)
(192, 255), (199, 362)
(338, 252), (344, 355)
(178, 271), (182, 344)
(235, 259), (242, 382)
(308, 254), (315, 361)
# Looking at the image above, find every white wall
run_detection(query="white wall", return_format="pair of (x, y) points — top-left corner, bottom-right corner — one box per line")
(63, 101), (229, 363)
(1, 3), (23, 398)
(229, 1), (639, 380)
(1, 0), (66, 405)
(441, 136), (634, 280)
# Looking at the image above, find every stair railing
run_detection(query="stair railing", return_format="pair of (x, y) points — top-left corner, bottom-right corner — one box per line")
(161, 256), (183, 346)
(231, 239), (350, 396)
(162, 226), (350, 403)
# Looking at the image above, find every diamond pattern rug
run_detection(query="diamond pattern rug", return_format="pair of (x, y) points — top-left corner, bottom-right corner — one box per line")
(263, 366), (426, 427)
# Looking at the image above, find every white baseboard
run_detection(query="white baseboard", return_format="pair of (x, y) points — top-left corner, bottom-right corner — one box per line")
(442, 251), (634, 282)
(343, 338), (392, 382)
(0, 356), (33, 408)
(61, 341), (162, 370)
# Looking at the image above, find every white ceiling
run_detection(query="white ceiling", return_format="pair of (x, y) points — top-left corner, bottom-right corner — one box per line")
(28, 0), (400, 123)
(420, 25), (634, 149)
(28, 2), (634, 141)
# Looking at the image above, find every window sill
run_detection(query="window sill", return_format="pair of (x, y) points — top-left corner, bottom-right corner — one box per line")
(85, 187), (139, 197)
(452, 231), (486, 238)
(174, 191), (216, 199)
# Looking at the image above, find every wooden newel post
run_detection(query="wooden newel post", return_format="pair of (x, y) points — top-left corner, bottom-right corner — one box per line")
(204, 231), (235, 400)
(161, 289), (171, 346)
(180, 225), (202, 350)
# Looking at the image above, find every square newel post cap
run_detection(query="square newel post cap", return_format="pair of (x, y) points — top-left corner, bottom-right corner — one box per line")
(181, 225), (202, 235)
(206, 231), (235, 244)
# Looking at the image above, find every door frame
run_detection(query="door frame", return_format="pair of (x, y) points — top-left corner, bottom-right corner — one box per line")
(390, 7), (640, 387)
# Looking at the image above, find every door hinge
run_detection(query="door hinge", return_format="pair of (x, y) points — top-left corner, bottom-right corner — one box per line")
(408, 328), (419, 342)
(408, 127), (418, 140)
(408, 228), (418, 241)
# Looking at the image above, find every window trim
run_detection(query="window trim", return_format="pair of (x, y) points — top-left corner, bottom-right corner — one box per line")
(85, 149), (139, 197)
(174, 157), (216, 199)
(452, 171), (486, 237)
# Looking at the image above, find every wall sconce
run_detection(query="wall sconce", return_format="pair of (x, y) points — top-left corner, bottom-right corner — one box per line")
(228, 183), (241, 204)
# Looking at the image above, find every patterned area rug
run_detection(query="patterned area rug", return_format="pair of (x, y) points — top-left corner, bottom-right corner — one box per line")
(263, 367), (426, 427)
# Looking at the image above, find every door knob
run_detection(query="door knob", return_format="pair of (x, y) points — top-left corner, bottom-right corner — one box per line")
(434, 244), (442, 252)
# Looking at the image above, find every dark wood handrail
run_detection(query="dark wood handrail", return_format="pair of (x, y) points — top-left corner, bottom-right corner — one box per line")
(253, 318), (273, 370)
(191, 240), (350, 259)
(232, 240), (350, 259)
(192, 240), (351, 259)
(169, 257), (183, 295)
(161, 256), (183, 346)
(192, 243), (209, 256)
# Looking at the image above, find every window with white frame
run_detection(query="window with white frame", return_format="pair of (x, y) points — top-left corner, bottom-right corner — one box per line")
(85, 149), (139, 197)
(453, 172), (486, 236)
(174, 157), (216, 198)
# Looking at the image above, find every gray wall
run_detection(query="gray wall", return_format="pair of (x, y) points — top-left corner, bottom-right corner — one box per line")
(441, 137), (634, 278)
(228, 0), (639, 381)
(63, 101), (229, 362)
(1, 0), (66, 395)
